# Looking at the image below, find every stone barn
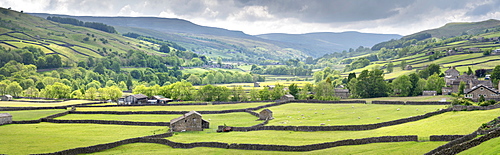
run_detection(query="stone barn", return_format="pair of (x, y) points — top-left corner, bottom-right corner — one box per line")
(124, 94), (148, 105)
(334, 89), (350, 99)
(422, 90), (437, 96)
(404, 65), (413, 70)
(0, 113), (12, 125)
(281, 94), (294, 101)
(259, 109), (274, 120)
(170, 111), (209, 132)
(1, 95), (12, 101)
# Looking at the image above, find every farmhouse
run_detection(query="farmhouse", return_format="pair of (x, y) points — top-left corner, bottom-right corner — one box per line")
(492, 49), (500, 55)
(1, 95), (12, 101)
(404, 65), (413, 70)
(464, 84), (500, 102)
(170, 111), (209, 132)
(152, 95), (173, 104)
(443, 67), (493, 94)
(334, 89), (350, 99)
(124, 94), (148, 105)
(259, 109), (274, 120)
(0, 113), (12, 125)
(442, 87), (453, 95)
(422, 90), (437, 96)
(281, 94), (294, 101)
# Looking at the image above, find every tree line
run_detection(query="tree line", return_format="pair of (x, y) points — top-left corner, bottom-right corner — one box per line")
(47, 16), (116, 33)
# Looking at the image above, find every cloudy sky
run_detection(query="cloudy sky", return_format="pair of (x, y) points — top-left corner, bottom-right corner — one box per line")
(1, 0), (500, 35)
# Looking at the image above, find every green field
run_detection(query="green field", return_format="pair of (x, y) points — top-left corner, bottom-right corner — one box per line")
(0, 109), (66, 121)
(89, 141), (447, 155)
(75, 102), (273, 111)
(262, 103), (447, 126)
(458, 136), (500, 155)
(56, 112), (262, 129)
(0, 123), (166, 154)
(0, 100), (96, 107)
(167, 108), (500, 145)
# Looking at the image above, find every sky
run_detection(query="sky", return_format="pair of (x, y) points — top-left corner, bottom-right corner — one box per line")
(1, 0), (500, 35)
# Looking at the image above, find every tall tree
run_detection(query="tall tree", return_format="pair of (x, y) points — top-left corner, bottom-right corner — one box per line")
(313, 80), (337, 100)
(386, 61), (394, 73)
(426, 73), (445, 94)
(288, 83), (299, 98)
(352, 69), (389, 98)
(392, 75), (412, 96)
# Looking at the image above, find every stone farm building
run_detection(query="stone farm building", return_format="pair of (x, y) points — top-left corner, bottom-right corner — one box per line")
(464, 84), (500, 102)
(124, 94), (148, 105)
(1, 95), (12, 101)
(0, 113), (12, 125)
(443, 67), (492, 95)
(281, 94), (294, 101)
(334, 89), (350, 99)
(422, 91), (437, 96)
(259, 109), (274, 120)
(170, 111), (209, 132)
(151, 95), (173, 104)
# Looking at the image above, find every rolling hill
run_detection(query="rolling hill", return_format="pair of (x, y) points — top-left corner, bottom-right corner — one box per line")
(337, 19), (500, 79)
(30, 13), (401, 60)
(0, 7), (168, 64)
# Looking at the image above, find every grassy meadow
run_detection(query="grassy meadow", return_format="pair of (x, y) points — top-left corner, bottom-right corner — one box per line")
(1, 98), (499, 154)
(0, 109), (66, 121)
(89, 141), (447, 155)
(75, 102), (273, 111)
(0, 100), (96, 107)
(0, 123), (167, 154)
(167, 108), (500, 145)
(262, 103), (447, 126)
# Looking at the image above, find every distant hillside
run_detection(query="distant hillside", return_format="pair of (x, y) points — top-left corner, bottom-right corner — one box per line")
(257, 32), (401, 55)
(406, 19), (500, 39)
(30, 13), (403, 60)
(0, 7), (191, 67)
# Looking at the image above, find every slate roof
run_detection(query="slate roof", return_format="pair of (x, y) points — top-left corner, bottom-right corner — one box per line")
(464, 84), (499, 94)
(260, 109), (272, 114)
(335, 89), (350, 93)
(0, 113), (12, 117)
(130, 94), (148, 99)
(170, 111), (203, 124)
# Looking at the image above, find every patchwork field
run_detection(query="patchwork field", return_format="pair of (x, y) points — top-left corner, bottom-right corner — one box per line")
(261, 103), (447, 126)
(1, 99), (499, 154)
(0, 100), (97, 107)
(90, 141), (447, 155)
(75, 102), (273, 111)
(0, 109), (66, 121)
(0, 123), (166, 155)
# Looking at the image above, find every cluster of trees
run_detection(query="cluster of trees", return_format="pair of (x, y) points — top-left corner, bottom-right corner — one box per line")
(123, 32), (186, 51)
(46, 16), (116, 33)
(132, 81), (336, 102)
(314, 46), (373, 69)
(251, 65), (312, 76)
(0, 60), (124, 100)
(184, 70), (264, 85)
(0, 46), (61, 71)
(372, 33), (431, 51)
(346, 64), (445, 98)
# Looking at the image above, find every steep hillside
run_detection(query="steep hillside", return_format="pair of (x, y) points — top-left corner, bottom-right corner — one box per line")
(0, 8), (167, 64)
(341, 22), (500, 80)
(30, 13), (402, 60)
(406, 19), (500, 39)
